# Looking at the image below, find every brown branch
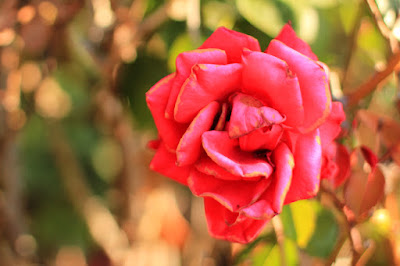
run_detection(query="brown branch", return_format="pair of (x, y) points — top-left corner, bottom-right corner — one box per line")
(320, 184), (362, 265)
(48, 123), (131, 265)
(345, 50), (400, 106)
(342, 3), (364, 89)
(272, 216), (286, 266)
(364, 0), (399, 52)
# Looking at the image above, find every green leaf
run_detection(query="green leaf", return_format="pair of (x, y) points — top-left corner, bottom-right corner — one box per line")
(235, 0), (287, 37)
(280, 205), (297, 241)
(305, 208), (339, 258)
(262, 238), (298, 265)
(203, 1), (237, 31)
(168, 33), (197, 72)
(289, 200), (318, 248)
(233, 233), (276, 264)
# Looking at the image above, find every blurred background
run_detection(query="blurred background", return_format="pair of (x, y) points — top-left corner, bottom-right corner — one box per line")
(0, 0), (400, 265)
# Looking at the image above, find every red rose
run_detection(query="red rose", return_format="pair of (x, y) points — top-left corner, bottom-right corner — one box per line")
(146, 24), (345, 243)
(319, 102), (350, 188)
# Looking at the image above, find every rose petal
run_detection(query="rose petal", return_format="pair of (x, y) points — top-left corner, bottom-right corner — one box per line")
(150, 142), (190, 186)
(176, 101), (220, 166)
(319, 101), (345, 149)
(228, 93), (285, 138)
(242, 143), (294, 219)
(267, 40), (332, 133)
(188, 169), (271, 212)
(204, 197), (268, 244)
(284, 129), (322, 204)
(239, 125), (283, 152)
(215, 102), (228, 131)
(202, 131), (274, 178)
(322, 143), (350, 188)
(174, 63), (242, 123)
(241, 50), (304, 127)
(165, 49), (228, 119)
(195, 156), (247, 181)
(199, 27), (261, 63)
(275, 24), (318, 61)
(146, 74), (188, 149)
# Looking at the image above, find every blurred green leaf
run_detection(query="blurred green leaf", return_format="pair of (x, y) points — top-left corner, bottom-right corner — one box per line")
(203, 1), (237, 30)
(280, 205), (297, 241)
(168, 33), (197, 72)
(236, 0), (288, 37)
(305, 208), (339, 258)
(290, 200), (318, 248)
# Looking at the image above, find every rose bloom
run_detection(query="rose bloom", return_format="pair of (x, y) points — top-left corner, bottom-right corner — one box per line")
(146, 24), (347, 243)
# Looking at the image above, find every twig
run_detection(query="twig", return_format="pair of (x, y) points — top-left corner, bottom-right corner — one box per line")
(356, 240), (376, 265)
(320, 184), (362, 265)
(272, 216), (286, 266)
(364, 0), (399, 52)
(345, 50), (400, 106)
(342, 3), (364, 89)
(48, 123), (130, 265)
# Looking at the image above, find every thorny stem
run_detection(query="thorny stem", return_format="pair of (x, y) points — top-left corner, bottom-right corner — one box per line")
(364, 0), (399, 52)
(272, 216), (286, 266)
(320, 184), (362, 265)
(345, 50), (400, 106)
(341, 2), (364, 89)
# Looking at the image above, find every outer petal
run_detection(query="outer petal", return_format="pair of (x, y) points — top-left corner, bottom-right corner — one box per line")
(199, 27), (261, 63)
(188, 169), (271, 212)
(322, 143), (350, 188)
(146, 74), (188, 149)
(195, 156), (259, 181)
(319, 101), (345, 149)
(239, 125), (283, 152)
(174, 63), (242, 123)
(284, 129), (322, 204)
(241, 50), (304, 127)
(275, 24), (318, 61)
(150, 142), (190, 186)
(176, 101), (220, 166)
(165, 49), (228, 118)
(204, 198), (268, 244)
(267, 40), (332, 133)
(242, 143), (294, 219)
(228, 93), (285, 138)
(202, 131), (273, 178)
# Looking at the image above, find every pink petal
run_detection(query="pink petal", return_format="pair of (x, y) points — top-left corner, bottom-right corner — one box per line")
(284, 129), (322, 204)
(242, 143), (294, 219)
(239, 125), (283, 152)
(322, 143), (350, 188)
(164, 49), (228, 119)
(147, 139), (161, 150)
(228, 93), (285, 138)
(204, 197), (268, 244)
(146, 74), (188, 149)
(195, 156), (245, 181)
(215, 102), (228, 131)
(199, 27), (261, 63)
(319, 101), (345, 149)
(241, 50), (304, 127)
(150, 142), (191, 186)
(202, 131), (273, 178)
(174, 63), (242, 123)
(176, 101), (220, 166)
(275, 24), (318, 61)
(267, 40), (332, 133)
(188, 169), (271, 212)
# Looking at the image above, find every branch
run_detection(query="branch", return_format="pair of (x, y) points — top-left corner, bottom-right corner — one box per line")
(364, 0), (399, 52)
(345, 50), (400, 106)
(48, 124), (131, 265)
(320, 184), (362, 265)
